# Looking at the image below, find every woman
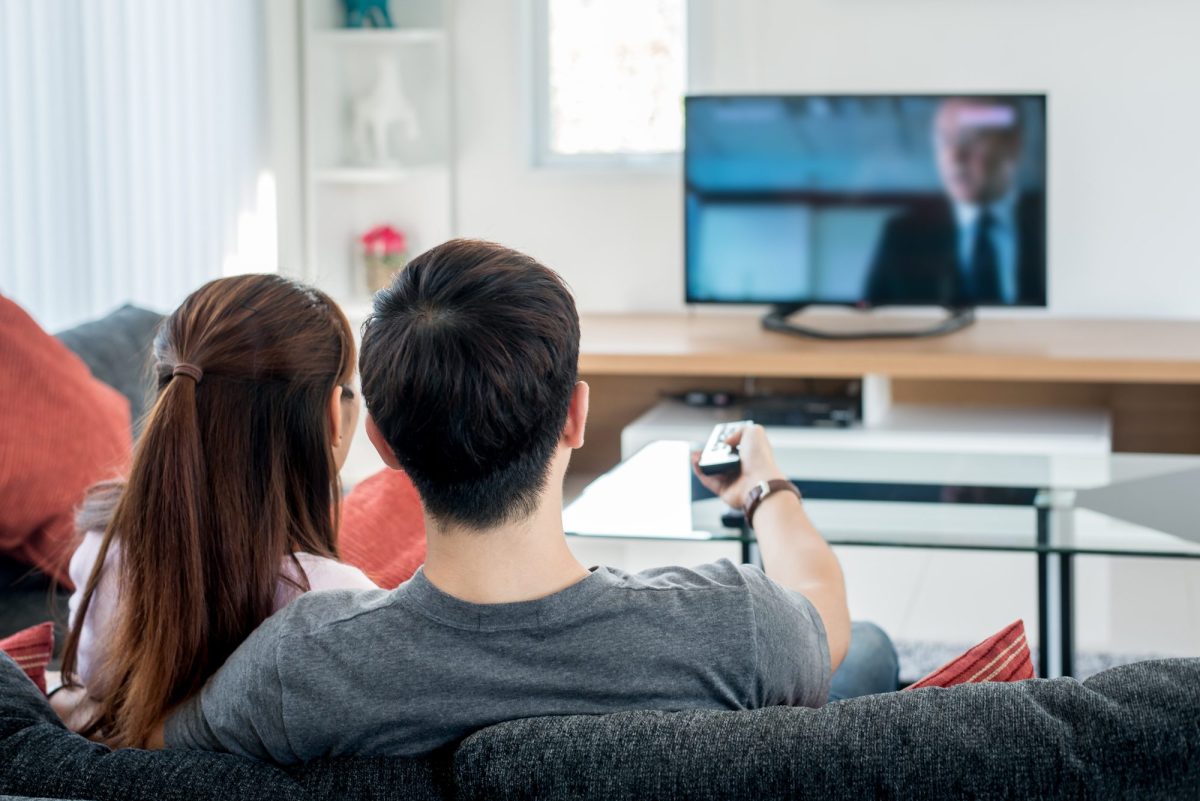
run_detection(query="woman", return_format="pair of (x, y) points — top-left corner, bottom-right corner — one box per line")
(58, 274), (378, 748)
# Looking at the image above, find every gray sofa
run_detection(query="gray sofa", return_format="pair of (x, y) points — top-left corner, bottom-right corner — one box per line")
(4, 308), (1200, 798)
(2, 653), (1199, 800)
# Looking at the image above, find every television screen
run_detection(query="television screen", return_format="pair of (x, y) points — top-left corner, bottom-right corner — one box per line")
(685, 95), (1047, 308)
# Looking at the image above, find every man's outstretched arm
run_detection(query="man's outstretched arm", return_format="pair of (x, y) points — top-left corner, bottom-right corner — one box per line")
(162, 628), (296, 764)
(693, 425), (851, 670)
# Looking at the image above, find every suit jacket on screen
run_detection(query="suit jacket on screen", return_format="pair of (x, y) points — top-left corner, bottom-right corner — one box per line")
(865, 193), (1046, 307)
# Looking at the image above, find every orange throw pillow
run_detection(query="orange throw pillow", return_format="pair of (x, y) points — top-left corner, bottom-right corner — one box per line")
(339, 468), (426, 589)
(906, 620), (1035, 690)
(0, 622), (55, 694)
(0, 297), (131, 586)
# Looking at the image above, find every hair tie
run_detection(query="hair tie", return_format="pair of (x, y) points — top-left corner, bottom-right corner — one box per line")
(172, 363), (204, 383)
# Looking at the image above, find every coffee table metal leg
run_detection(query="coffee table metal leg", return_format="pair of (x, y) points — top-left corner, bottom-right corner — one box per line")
(740, 526), (755, 566)
(1060, 554), (1075, 677)
(1036, 507), (1051, 680)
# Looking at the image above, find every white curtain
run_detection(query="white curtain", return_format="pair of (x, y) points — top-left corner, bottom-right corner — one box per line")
(0, 0), (266, 332)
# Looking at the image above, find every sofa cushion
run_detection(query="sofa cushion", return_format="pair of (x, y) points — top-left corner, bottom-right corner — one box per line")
(0, 297), (131, 586)
(0, 623), (53, 694)
(339, 469), (427, 588)
(907, 618), (1034, 690)
(453, 658), (1200, 801)
(55, 304), (164, 428)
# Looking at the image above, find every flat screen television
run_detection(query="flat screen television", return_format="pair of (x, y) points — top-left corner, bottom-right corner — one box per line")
(684, 94), (1047, 336)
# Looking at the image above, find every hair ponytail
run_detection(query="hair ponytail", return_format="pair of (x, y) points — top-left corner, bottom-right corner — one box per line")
(65, 373), (215, 745)
(60, 274), (354, 748)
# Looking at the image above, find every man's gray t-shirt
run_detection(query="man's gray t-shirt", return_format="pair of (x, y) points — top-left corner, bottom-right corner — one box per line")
(165, 559), (831, 763)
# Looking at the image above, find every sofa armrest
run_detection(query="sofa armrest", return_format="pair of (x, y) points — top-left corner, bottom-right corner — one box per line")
(0, 655), (308, 801)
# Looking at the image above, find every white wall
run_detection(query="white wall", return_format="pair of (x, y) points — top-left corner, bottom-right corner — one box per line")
(453, 0), (681, 312)
(454, 0), (1200, 318)
(448, 0), (1200, 669)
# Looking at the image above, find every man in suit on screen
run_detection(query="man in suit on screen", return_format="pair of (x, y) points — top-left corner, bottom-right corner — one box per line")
(865, 97), (1046, 307)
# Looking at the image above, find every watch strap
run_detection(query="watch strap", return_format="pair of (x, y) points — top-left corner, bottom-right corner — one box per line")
(743, 479), (801, 529)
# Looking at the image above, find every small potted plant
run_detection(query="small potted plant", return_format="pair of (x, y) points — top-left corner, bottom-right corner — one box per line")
(361, 224), (408, 293)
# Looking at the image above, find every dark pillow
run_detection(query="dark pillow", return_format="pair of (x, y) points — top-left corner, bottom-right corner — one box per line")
(56, 304), (164, 428)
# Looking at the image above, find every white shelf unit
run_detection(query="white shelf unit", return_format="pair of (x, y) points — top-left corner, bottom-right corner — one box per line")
(621, 399), (1113, 460)
(310, 28), (446, 46)
(299, 0), (456, 306)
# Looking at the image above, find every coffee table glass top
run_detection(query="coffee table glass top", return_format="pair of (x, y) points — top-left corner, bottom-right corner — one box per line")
(563, 441), (1200, 559)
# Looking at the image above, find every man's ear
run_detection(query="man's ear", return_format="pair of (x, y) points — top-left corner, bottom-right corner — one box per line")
(366, 415), (403, 470)
(561, 381), (589, 450)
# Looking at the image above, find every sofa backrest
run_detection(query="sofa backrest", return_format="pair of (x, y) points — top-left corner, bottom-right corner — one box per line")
(2, 653), (1198, 801)
(451, 658), (1200, 800)
(0, 655), (325, 801)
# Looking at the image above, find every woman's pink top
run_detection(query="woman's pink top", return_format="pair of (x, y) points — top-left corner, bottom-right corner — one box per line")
(67, 530), (377, 692)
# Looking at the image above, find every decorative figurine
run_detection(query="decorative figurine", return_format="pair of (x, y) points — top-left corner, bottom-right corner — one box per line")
(343, 0), (393, 28)
(349, 56), (421, 165)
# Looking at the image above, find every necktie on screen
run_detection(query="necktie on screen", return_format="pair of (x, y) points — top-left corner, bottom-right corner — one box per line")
(970, 212), (1003, 304)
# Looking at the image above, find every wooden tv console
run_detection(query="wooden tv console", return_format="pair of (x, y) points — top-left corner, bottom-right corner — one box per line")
(573, 313), (1200, 475)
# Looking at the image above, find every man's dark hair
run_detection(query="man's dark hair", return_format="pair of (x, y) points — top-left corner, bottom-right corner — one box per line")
(360, 238), (581, 529)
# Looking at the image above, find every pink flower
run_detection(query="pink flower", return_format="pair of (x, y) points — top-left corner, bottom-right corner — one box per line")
(361, 225), (407, 255)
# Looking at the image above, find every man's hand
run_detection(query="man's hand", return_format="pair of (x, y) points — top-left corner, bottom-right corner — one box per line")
(693, 423), (850, 671)
(691, 424), (788, 509)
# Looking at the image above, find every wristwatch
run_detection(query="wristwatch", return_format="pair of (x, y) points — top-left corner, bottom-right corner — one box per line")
(743, 479), (802, 529)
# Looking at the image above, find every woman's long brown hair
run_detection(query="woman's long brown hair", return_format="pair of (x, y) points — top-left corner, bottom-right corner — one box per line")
(60, 274), (356, 748)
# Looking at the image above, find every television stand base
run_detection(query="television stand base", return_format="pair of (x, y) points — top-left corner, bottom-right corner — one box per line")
(761, 305), (976, 341)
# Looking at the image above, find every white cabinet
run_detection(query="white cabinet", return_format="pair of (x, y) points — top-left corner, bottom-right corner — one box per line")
(299, 0), (455, 307)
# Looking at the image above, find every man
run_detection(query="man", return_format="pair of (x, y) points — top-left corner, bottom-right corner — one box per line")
(163, 240), (898, 763)
(866, 97), (1046, 307)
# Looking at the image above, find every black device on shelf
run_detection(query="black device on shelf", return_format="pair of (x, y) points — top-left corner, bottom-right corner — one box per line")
(743, 394), (859, 428)
(684, 94), (1048, 340)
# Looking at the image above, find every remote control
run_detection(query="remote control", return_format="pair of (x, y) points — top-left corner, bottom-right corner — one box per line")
(697, 420), (753, 476)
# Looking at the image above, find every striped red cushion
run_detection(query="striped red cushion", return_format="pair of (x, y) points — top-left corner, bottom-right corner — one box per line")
(0, 621), (55, 694)
(905, 619), (1034, 691)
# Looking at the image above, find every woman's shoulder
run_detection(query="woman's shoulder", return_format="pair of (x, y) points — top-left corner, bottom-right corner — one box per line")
(272, 553), (378, 613)
(285, 553), (379, 593)
(68, 530), (116, 586)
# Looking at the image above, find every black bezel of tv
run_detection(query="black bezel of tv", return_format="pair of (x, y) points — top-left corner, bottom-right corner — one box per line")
(683, 93), (1048, 309)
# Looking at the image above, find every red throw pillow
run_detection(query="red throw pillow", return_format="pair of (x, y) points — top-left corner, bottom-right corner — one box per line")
(0, 622), (55, 694)
(339, 468), (426, 589)
(0, 297), (131, 586)
(906, 619), (1035, 690)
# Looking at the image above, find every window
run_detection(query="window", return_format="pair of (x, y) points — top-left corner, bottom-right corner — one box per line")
(533, 0), (686, 165)
(0, 0), (269, 331)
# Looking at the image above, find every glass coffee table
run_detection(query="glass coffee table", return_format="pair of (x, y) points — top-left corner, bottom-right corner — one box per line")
(564, 440), (1200, 678)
